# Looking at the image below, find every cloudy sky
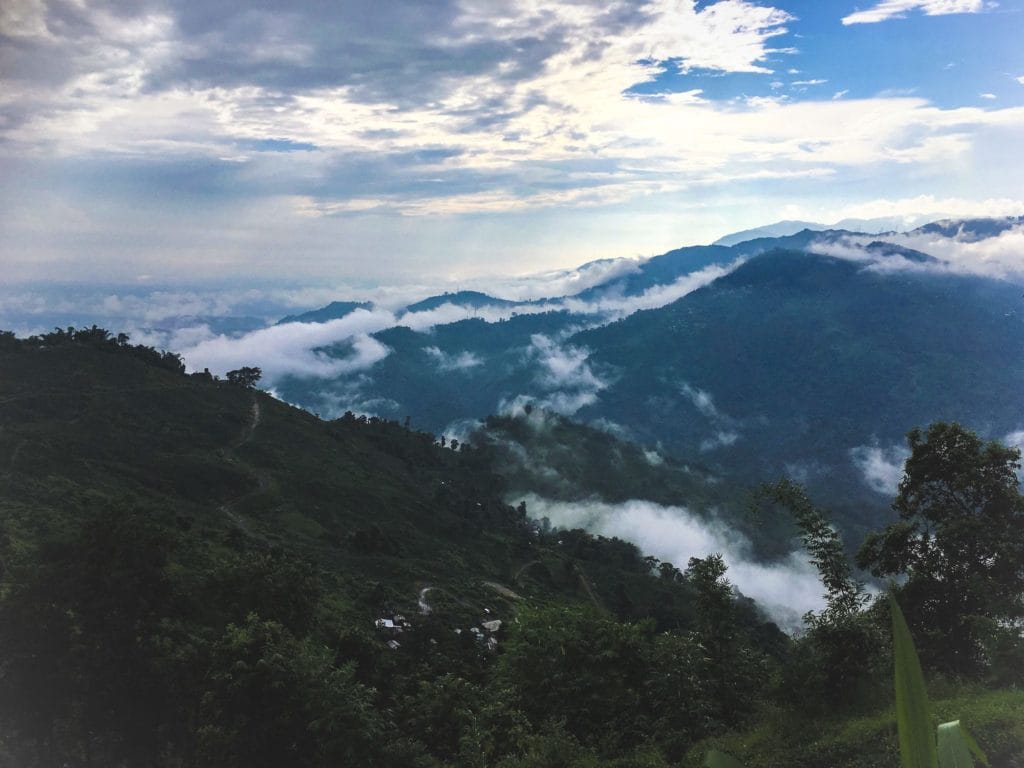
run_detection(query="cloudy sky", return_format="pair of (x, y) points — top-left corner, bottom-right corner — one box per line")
(2, 0), (1023, 287)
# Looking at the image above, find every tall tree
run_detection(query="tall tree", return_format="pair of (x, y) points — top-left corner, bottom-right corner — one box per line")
(226, 367), (262, 388)
(857, 422), (1024, 677)
(758, 479), (880, 709)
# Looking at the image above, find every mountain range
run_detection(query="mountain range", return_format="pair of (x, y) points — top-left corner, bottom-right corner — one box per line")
(264, 217), (1024, 541)
(3, 217), (1024, 766)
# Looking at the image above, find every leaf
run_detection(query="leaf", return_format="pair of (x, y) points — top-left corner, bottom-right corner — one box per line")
(705, 748), (747, 768)
(937, 721), (989, 768)
(891, 594), (938, 768)
(937, 721), (974, 768)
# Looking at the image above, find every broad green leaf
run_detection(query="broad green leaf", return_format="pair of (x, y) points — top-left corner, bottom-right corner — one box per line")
(937, 721), (989, 768)
(937, 721), (974, 768)
(891, 595), (938, 768)
(705, 748), (746, 768)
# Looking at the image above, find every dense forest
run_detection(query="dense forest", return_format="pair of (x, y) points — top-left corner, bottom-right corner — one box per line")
(0, 328), (1022, 767)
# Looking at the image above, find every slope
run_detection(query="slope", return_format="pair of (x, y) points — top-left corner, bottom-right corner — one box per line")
(574, 249), (1024, 533)
(2, 328), (777, 766)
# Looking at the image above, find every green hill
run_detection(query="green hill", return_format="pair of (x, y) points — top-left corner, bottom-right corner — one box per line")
(3, 328), (1022, 768)
(0, 328), (781, 767)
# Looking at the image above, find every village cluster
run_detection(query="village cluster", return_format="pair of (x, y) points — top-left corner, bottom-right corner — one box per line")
(374, 612), (503, 651)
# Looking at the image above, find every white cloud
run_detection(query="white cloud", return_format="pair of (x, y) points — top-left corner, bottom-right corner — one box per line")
(850, 444), (910, 495)
(680, 382), (725, 420)
(792, 79), (827, 86)
(980, 92), (997, 100)
(486, 258), (644, 302)
(792, 195), (1024, 231)
(519, 494), (826, 628)
(1016, 76), (1024, 86)
(307, 377), (401, 420)
(531, 334), (602, 390)
(700, 430), (740, 452)
(495, 334), (610, 416)
(842, 0), (985, 25)
(557, 258), (745, 317)
(424, 346), (483, 371)
(6, 0), (1022, 230)
(813, 221), (1024, 281)
(178, 308), (397, 381)
(643, 448), (665, 466)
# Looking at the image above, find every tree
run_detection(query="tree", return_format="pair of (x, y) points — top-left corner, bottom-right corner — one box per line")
(684, 555), (768, 727)
(226, 366), (262, 388)
(757, 480), (881, 709)
(857, 422), (1024, 677)
(495, 604), (654, 755)
(196, 614), (382, 768)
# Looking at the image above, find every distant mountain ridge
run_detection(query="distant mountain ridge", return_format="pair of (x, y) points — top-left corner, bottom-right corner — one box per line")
(267, 215), (1024, 537)
(277, 300), (372, 325)
(711, 214), (938, 247)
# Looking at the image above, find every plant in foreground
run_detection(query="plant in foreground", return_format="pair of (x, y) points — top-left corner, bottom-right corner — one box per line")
(705, 596), (989, 768)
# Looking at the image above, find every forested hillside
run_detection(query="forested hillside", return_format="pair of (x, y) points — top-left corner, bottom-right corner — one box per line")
(1, 328), (1022, 767)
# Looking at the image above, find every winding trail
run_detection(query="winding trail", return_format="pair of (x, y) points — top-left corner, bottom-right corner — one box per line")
(416, 584), (488, 615)
(573, 563), (603, 611)
(232, 398), (261, 449)
(218, 395), (270, 538)
(418, 587), (434, 615)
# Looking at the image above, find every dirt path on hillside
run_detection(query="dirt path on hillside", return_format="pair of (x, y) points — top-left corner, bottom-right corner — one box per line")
(218, 395), (270, 539)
(233, 398), (261, 448)
(573, 563), (603, 611)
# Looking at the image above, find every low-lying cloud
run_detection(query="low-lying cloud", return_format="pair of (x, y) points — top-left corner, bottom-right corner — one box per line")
(812, 222), (1024, 282)
(680, 382), (725, 420)
(519, 494), (826, 629)
(181, 308), (395, 381)
(424, 346), (483, 372)
(558, 260), (745, 317)
(522, 333), (609, 415)
(700, 430), (740, 452)
(850, 443), (910, 495)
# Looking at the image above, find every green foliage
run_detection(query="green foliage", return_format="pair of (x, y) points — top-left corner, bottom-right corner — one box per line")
(496, 604), (656, 755)
(2, 333), (1023, 767)
(891, 595), (991, 768)
(196, 614), (382, 768)
(859, 423), (1024, 677)
(891, 595), (938, 768)
(937, 721), (989, 768)
(757, 480), (884, 709)
(705, 749), (746, 768)
(226, 366), (262, 388)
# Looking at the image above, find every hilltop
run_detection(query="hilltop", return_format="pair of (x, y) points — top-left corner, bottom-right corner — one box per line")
(0, 328), (778, 766)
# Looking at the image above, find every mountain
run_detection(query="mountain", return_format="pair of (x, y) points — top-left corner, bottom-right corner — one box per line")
(277, 300), (372, 324)
(713, 220), (823, 246)
(712, 215), (936, 247)
(275, 308), (588, 423)
(573, 248), (1024, 535)
(3, 329), (790, 765)
(5, 230), (1024, 765)
(910, 214), (1024, 241)
(403, 290), (520, 313)
(268, 219), (1024, 540)
(571, 244), (736, 300)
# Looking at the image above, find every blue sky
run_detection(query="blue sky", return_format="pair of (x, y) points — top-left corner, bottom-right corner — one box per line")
(1, 0), (1023, 287)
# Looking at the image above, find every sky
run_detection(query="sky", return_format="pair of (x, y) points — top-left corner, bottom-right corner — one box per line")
(2, 0), (1024, 288)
